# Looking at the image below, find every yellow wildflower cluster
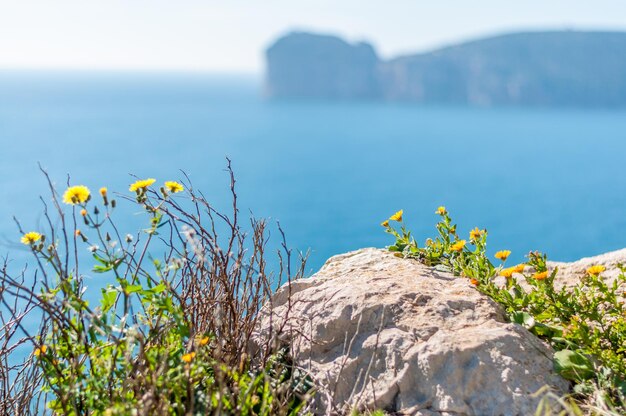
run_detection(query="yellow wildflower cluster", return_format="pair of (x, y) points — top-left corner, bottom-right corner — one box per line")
(532, 271), (549, 280)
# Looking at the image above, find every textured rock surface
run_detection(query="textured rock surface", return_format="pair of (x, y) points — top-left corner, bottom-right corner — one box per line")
(256, 248), (568, 415)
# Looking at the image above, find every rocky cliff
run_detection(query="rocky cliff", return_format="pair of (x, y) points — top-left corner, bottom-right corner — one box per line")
(265, 32), (380, 99)
(265, 31), (626, 106)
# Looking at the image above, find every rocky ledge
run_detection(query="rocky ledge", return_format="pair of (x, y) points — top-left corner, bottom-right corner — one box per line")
(253, 248), (626, 415)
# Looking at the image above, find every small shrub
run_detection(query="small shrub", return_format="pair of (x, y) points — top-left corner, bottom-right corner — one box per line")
(0, 162), (312, 415)
(383, 207), (626, 415)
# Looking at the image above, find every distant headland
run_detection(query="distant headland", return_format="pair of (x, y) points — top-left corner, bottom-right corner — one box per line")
(265, 30), (626, 106)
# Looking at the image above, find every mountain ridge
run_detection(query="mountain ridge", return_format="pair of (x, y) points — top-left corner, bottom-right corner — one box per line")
(265, 30), (626, 106)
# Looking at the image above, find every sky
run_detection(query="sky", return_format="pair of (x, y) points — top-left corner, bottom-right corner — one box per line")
(1, 0), (626, 72)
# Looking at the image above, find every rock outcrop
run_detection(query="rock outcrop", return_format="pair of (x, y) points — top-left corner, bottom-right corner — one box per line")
(266, 31), (626, 107)
(265, 32), (380, 99)
(256, 248), (569, 415)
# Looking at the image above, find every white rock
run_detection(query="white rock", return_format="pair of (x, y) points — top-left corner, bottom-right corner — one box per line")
(255, 248), (568, 415)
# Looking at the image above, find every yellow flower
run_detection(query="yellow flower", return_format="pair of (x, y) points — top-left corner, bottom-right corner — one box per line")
(500, 267), (515, 278)
(495, 250), (511, 261)
(425, 238), (434, 246)
(199, 336), (209, 346)
(164, 181), (184, 193)
(512, 264), (526, 273)
(469, 227), (484, 241)
(586, 265), (606, 276)
(34, 345), (47, 357)
(63, 185), (90, 205)
(99, 187), (108, 197)
(389, 210), (403, 222)
(129, 178), (156, 192)
(436, 206), (447, 216)
(532, 271), (549, 280)
(21, 232), (42, 245)
(450, 240), (466, 252)
(181, 352), (196, 363)
(381, 220), (389, 227)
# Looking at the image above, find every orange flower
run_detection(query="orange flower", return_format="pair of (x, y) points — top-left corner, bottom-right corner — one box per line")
(99, 187), (108, 197)
(199, 337), (209, 346)
(500, 267), (515, 279)
(381, 220), (389, 227)
(469, 227), (484, 241)
(389, 210), (403, 222)
(80, 209), (87, 216)
(470, 278), (479, 286)
(586, 265), (606, 276)
(34, 345), (47, 357)
(181, 352), (196, 363)
(512, 264), (526, 273)
(450, 240), (466, 252)
(532, 271), (549, 280)
(495, 250), (511, 261)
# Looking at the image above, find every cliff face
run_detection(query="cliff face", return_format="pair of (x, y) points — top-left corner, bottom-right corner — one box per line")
(266, 31), (626, 106)
(265, 32), (380, 99)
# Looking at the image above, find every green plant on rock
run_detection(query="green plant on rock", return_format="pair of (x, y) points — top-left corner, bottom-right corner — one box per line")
(383, 207), (626, 415)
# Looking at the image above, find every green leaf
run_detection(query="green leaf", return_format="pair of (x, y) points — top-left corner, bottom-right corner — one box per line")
(93, 264), (113, 273)
(101, 287), (118, 312)
(510, 311), (535, 329)
(124, 285), (143, 294)
(554, 350), (594, 382)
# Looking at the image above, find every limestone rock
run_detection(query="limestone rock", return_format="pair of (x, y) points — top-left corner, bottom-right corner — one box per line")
(256, 248), (568, 415)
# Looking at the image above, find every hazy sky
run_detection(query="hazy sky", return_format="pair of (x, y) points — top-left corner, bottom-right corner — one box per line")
(2, 0), (626, 72)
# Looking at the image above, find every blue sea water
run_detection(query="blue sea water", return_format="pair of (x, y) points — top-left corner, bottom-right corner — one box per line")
(1, 70), (626, 277)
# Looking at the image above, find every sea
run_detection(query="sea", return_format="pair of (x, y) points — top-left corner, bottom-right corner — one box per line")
(1, 70), (626, 279)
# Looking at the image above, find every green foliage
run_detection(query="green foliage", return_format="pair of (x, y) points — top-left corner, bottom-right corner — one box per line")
(7, 168), (311, 415)
(383, 207), (626, 414)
